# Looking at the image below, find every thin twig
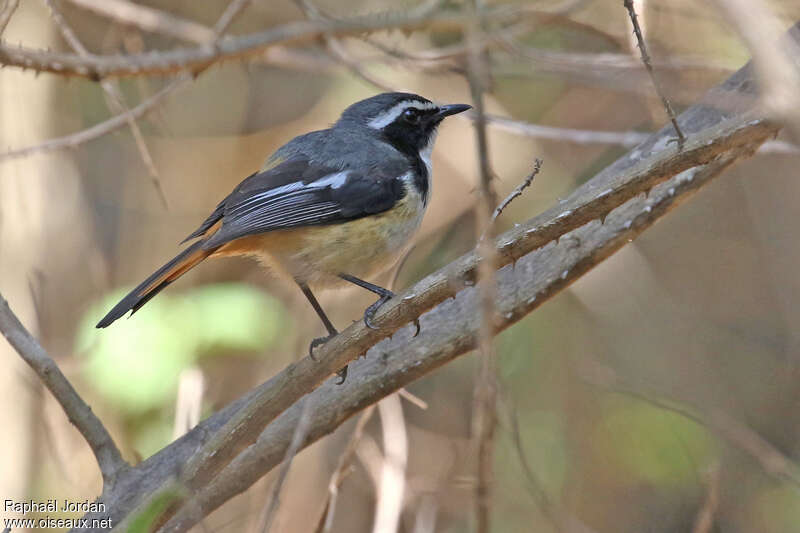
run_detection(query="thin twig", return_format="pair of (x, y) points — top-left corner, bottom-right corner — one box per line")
(65, 0), (321, 74)
(691, 463), (720, 533)
(371, 395), (408, 533)
(291, 0), (396, 92)
(0, 78), (186, 162)
(1, 0), (254, 164)
(713, 0), (800, 138)
(480, 159), (543, 242)
(0, 5), (538, 79)
(481, 114), (649, 146)
(213, 0), (253, 37)
(0, 0), (19, 35)
(257, 398), (314, 533)
(623, 0), (686, 148)
(397, 388), (428, 410)
(314, 406), (376, 533)
(484, 113), (798, 153)
(0, 292), (127, 485)
(489, 159), (542, 225)
(43, 0), (170, 208)
(65, 0), (215, 43)
(325, 37), (395, 91)
(466, 3), (499, 532)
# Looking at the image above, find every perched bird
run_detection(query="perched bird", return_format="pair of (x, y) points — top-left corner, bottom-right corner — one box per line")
(96, 92), (470, 379)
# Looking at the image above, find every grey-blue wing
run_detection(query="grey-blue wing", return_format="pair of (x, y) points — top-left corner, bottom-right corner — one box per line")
(187, 157), (408, 249)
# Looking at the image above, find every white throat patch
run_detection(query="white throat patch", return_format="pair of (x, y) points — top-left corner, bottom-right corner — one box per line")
(367, 99), (438, 129)
(419, 128), (437, 179)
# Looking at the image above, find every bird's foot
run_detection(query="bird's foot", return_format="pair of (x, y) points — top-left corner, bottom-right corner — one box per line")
(308, 331), (337, 360)
(412, 317), (421, 337)
(335, 365), (348, 384)
(363, 291), (395, 329)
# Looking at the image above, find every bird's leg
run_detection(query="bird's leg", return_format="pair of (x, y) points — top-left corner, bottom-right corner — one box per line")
(339, 274), (420, 336)
(298, 283), (353, 383)
(298, 282), (338, 360)
(339, 274), (393, 329)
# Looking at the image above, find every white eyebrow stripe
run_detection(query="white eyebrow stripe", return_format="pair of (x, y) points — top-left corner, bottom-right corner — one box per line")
(367, 99), (438, 129)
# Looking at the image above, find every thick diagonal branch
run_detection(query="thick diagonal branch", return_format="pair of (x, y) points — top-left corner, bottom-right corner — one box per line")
(0, 294), (126, 485)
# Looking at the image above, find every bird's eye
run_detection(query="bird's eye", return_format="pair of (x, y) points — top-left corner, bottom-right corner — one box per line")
(402, 108), (421, 124)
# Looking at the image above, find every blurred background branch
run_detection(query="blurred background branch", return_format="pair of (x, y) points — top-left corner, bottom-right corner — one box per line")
(0, 293), (125, 485)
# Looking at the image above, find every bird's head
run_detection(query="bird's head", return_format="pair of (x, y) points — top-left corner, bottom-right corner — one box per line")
(336, 92), (471, 154)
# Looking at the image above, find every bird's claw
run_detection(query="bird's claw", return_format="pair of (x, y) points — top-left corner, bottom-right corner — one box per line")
(412, 318), (421, 337)
(363, 292), (394, 330)
(335, 365), (348, 384)
(308, 332), (337, 360)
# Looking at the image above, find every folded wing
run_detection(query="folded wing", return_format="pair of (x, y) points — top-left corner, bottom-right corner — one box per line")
(197, 157), (408, 249)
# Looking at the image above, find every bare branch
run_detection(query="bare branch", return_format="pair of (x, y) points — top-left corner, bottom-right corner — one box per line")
(481, 113), (798, 154)
(397, 388), (428, 410)
(0, 5), (543, 79)
(213, 0), (254, 37)
(43, 0), (170, 207)
(713, 0), (800, 134)
(2, 0), (253, 164)
(691, 463), (720, 533)
(65, 0), (215, 43)
(257, 398), (314, 533)
(371, 395), (408, 533)
(0, 292), (126, 485)
(623, 0), (686, 147)
(481, 159), (542, 242)
(465, 3), (499, 530)
(314, 406), (376, 533)
(0, 78), (186, 162)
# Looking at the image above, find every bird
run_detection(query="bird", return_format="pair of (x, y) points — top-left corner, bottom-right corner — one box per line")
(95, 92), (471, 380)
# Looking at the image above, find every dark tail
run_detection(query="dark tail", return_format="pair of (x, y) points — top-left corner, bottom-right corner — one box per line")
(96, 240), (215, 328)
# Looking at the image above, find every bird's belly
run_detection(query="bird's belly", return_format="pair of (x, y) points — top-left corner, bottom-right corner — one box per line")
(232, 193), (424, 286)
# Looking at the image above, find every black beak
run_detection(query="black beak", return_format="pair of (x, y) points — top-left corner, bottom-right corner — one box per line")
(434, 103), (472, 119)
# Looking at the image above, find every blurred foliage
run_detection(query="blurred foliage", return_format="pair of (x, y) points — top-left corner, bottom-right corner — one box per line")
(752, 484), (800, 533)
(75, 283), (287, 414)
(593, 397), (716, 487)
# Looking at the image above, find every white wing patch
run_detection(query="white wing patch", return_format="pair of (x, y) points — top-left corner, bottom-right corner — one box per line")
(229, 171), (352, 221)
(368, 99), (438, 129)
(312, 170), (350, 189)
